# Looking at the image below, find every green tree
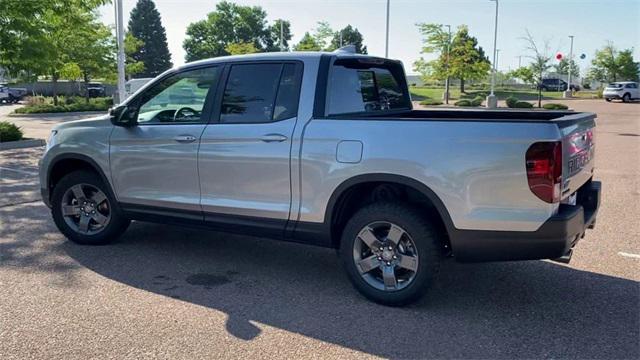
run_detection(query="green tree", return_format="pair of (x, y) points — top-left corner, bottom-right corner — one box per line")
(330, 25), (367, 53)
(0, 0), (106, 81)
(127, 0), (172, 77)
(588, 43), (639, 83)
(225, 42), (259, 55)
(294, 32), (322, 51)
(40, 1), (109, 105)
(413, 24), (489, 92)
(554, 58), (580, 79)
(522, 29), (553, 108)
(125, 33), (145, 79)
(312, 21), (334, 50)
(266, 19), (292, 51)
(508, 66), (536, 86)
(448, 26), (490, 92)
(183, 1), (272, 61)
(67, 19), (115, 102)
(412, 24), (452, 83)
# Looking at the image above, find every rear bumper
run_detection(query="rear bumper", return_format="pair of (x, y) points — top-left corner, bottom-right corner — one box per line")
(451, 180), (601, 262)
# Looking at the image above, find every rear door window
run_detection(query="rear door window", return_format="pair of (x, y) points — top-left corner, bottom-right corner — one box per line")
(220, 63), (302, 123)
(327, 59), (411, 115)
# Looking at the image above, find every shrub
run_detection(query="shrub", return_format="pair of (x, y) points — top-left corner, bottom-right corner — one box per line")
(0, 121), (23, 142)
(13, 97), (112, 114)
(454, 99), (472, 106)
(543, 103), (569, 110)
(505, 96), (519, 108)
(513, 101), (533, 108)
(419, 99), (443, 106)
(24, 96), (50, 106)
(470, 96), (484, 107)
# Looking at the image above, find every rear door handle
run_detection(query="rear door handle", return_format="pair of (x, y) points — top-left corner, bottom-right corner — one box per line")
(174, 135), (197, 143)
(260, 133), (288, 143)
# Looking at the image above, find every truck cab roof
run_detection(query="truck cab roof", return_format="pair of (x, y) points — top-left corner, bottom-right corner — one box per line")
(176, 51), (400, 72)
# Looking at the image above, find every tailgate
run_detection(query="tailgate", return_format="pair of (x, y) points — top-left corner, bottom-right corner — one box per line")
(557, 112), (596, 199)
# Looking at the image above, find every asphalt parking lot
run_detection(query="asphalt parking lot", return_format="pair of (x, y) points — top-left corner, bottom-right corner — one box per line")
(1, 100), (638, 359)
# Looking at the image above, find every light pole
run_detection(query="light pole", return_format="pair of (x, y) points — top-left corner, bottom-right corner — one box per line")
(115, 0), (126, 104)
(564, 35), (574, 98)
(280, 20), (284, 51)
(385, 0), (390, 57)
(496, 49), (500, 86)
(443, 24), (451, 104)
(486, 0), (499, 108)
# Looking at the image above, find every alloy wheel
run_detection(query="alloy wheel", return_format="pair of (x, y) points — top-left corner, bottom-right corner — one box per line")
(352, 221), (419, 291)
(61, 183), (111, 235)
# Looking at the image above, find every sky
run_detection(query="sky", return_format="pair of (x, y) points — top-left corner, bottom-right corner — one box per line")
(100, 0), (640, 75)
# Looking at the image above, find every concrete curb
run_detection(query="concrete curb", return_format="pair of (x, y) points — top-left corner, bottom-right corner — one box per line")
(0, 138), (46, 151)
(7, 111), (106, 118)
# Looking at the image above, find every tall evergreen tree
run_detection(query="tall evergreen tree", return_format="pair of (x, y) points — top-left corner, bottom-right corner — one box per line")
(127, 0), (172, 77)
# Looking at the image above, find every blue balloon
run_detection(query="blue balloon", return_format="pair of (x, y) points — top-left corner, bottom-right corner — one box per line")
(580, 54), (586, 59)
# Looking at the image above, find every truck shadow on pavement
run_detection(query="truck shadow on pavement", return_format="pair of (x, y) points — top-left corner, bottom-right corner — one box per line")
(1, 208), (638, 359)
(60, 221), (639, 359)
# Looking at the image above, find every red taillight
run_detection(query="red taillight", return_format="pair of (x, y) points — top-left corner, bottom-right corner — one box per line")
(526, 141), (562, 203)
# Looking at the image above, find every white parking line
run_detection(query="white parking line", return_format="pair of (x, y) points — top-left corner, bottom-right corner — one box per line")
(618, 252), (640, 259)
(0, 166), (38, 176)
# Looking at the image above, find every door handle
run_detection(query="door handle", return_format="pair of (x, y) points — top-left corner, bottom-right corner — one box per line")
(260, 133), (288, 143)
(174, 135), (197, 143)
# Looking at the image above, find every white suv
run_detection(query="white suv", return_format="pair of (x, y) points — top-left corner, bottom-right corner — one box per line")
(603, 82), (639, 102)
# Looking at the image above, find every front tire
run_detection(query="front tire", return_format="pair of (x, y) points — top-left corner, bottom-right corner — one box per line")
(51, 171), (130, 245)
(339, 202), (442, 306)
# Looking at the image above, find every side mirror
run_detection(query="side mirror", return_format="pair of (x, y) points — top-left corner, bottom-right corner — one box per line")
(109, 105), (136, 127)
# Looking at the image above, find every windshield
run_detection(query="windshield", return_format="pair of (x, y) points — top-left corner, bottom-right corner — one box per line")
(607, 83), (623, 88)
(327, 58), (411, 116)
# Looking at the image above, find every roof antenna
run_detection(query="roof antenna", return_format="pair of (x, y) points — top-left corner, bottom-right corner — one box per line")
(333, 45), (356, 54)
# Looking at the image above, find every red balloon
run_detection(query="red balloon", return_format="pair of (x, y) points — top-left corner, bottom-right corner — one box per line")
(556, 53), (563, 60)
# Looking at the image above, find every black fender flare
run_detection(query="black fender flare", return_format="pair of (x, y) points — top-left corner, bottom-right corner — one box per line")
(46, 153), (118, 203)
(324, 173), (457, 236)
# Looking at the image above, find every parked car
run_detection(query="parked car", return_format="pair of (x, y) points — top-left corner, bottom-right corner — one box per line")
(83, 82), (105, 98)
(0, 85), (7, 103)
(0, 84), (27, 103)
(603, 82), (639, 102)
(538, 78), (580, 92)
(39, 50), (600, 306)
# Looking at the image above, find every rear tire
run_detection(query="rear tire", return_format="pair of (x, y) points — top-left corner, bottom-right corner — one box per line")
(622, 93), (631, 103)
(339, 202), (442, 306)
(51, 171), (130, 245)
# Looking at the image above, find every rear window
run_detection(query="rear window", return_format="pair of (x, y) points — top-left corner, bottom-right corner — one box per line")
(327, 59), (410, 115)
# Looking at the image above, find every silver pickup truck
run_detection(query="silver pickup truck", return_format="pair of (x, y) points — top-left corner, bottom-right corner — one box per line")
(39, 50), (601, 305)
